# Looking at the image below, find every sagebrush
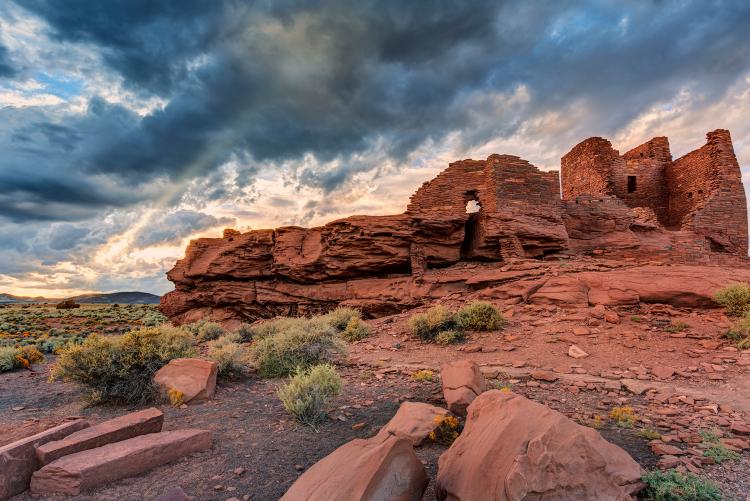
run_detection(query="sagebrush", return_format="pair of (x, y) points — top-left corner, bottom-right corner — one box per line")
(207, 333), (249, 379)
(250, 317), (345, 378)
(714, 282), (750, 316)
(51, 325), (196, 404)
(408, 305), (455, 341)
(454, 301), (505, 331)
(277, 363), (342, 426)
(640, 469), (721, 501)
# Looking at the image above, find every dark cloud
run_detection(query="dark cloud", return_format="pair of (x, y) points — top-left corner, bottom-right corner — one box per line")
(0, 43), (14, 77)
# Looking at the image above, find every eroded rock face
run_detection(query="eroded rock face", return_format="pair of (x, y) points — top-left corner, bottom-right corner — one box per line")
(161, 131), (748, 326)
(153, 359), (218, 404)
(436, 391), (643, 501)
(280, 435), (428, 501)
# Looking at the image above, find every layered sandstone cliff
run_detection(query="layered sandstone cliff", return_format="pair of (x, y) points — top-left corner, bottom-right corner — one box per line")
(161, 130), (748, 325)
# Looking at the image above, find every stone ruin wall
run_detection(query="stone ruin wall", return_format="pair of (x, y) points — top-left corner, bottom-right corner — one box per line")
(560, 129), (748, 259)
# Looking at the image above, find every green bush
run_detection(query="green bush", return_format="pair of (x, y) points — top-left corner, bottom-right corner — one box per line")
(714, 282), (750, 316)
(322, 307), (362, 331)
(0, 345), (45, 372)
(247, 317), (309, 340)
(725, 315), (750, 349)
(250, 317), (345, 378)
(235, 323), (254, 342)
(435, 330), (464, 345)
(207, 334), (248, 379)
(196, 322), (226, 341)
(51, 326), (196, 404)
(0, 346), (19, 372)
(408, 305), (455, 341)
(703, 443), (740, 463)
(341, 317), (371, 342)
(454, 301), (505, 331)
(277, 363), (342, 426)
(641, 470), (721, 501)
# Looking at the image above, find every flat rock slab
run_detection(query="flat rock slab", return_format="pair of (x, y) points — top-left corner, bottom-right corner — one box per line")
(0, 419), (89, 500)
(31, 429), (212, 496)
(375, 401), (449, 446)
(281, 435), (427, 501)
(153, 358), (218, 404)
(36, 408), (164, 465)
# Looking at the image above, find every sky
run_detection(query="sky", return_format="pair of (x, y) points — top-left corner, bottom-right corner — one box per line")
(1, 0), (750, 297)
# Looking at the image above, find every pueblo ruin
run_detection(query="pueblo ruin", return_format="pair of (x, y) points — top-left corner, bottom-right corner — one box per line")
(160, 130), (749, 325)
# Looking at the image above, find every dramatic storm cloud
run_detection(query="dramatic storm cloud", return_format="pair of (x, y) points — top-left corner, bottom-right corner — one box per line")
(1, 0), (750, 296)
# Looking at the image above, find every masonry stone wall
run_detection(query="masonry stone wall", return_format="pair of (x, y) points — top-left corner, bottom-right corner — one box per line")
(560, 137), (617, 200)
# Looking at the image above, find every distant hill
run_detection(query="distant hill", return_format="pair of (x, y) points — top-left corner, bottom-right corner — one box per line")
(0, 292), (160, 305)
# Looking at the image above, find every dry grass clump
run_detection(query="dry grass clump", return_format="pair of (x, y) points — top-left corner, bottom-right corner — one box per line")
(340, 317), (371, 342)
(454, 301), (506, 331)
(714, 282), (750, 316)
(725, 315), (750, 350)
(51, 325), (196, 404)
(609, 406), (637, 428)
(207, 333), (249, 379)
(278, 363), (342, 426)
(250, 317), (345, 378)
(435, 330), (464, 345)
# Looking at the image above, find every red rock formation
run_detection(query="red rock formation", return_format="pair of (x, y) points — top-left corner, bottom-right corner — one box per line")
(161, 130), (748, 325)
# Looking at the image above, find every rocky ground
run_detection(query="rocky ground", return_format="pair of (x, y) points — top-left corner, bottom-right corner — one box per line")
(1, 299), (750, 500)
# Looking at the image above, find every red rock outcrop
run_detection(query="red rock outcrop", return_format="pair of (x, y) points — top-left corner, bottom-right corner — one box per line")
(161, 130), (748, 325)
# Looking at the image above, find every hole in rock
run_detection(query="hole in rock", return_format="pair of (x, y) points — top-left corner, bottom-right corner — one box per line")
(627, 176), (637, 193)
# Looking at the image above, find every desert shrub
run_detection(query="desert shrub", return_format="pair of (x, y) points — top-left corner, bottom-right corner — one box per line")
(250, 317), (345, 378)
(714, 282), (750, 316)
(207, 334), (248, 379)
(411, 369), (434, 382)
(665, 321), (690, 333)
(51, 326), (196, 404)
(235, 323), (255, 342)
(277, 363), (342, 426)
(248, 317), (309, 340)
(341, 317), (371, 342)
(408, 305), (455, 341)
(703, 443), (740, 463)
(609, 406), (636, 428)
(435, 329), (464, 345)
(454, 301), (505, 331)
(638, 428), (662, 440)
(641, 469), (721, 501)
(724, 315), (750, 349)
(322, 307), (362, 331)
(428, 415), (461, 446)
(0, 346), (19, 372)
(196, 322), (226, 341)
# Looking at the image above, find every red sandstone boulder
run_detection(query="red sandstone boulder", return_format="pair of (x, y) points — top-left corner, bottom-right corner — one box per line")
(441, 360), (486, 416)
(375, 401), (450, 446)
(36, 408), (163, 465)
(280, 435), (428, 501)
(0, 419), (89, 500)
(30, 429), (212, 496)
(153, 358), (217, 404)
(436, 391), (643, 500)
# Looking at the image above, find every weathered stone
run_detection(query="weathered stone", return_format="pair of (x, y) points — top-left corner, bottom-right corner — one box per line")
(30, 429), (212, 496)
(0, 419), (89, 500)
(652, 367), (675, 380)
(441, 360), (486, 416)
(568, 344), (589, 358)
(436, 391), (643, 500)
(156, 486), (191, 501)
(375, 401), (449, 446)
(153, 358), (218, 404)
(531, 370), (559, 382)
(36, 408), (163, 465)
(280, 435), (427, 501)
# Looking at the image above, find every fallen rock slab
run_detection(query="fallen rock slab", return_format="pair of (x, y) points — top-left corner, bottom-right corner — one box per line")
(280, 435), (427, 501)
(30, 429), (212, 496)
(0, 418), (89, 500)
(375, 401), (449, 446)
(153, 358), (218, 404)
(441, 360), (486, 416)
(436, 391), (643, 500)
(36, 408), (164, 465)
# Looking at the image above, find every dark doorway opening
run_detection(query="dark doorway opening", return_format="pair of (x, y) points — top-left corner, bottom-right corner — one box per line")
(460, 213), (480, 259)
(627, 176), (637, 193)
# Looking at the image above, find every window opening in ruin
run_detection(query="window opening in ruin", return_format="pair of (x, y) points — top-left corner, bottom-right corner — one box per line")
(465, 199), (481, 213)
(688, 192), (693, 199)
(627, 176), (636, 193)
(698, 190), (703, 195)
